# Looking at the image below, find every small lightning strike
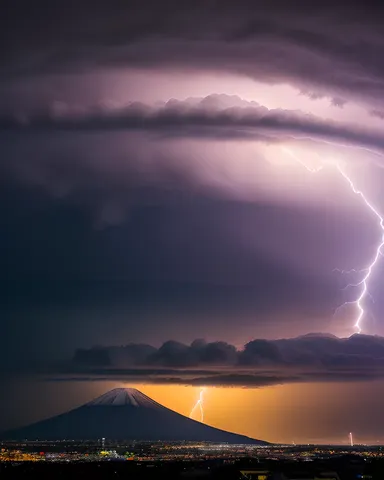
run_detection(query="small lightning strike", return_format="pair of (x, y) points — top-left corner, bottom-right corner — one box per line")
(189, 388), (205, 422)
(282, 147), (384, 334)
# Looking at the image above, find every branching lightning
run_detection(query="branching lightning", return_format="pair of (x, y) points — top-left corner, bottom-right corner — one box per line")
(282, 147), (384, 334)
(334, 165), (384, 333)
(189, 388), (205, 422)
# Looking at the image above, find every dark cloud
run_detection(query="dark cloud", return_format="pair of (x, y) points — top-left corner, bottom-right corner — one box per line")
(2, 95), (384, 154)
(40, 334), (384, 387)
(47, 373), (300, 388)
(149, 340), (238, 367)
(2, 1), (384, 108)
(74, 344), (157, 368)
(331, 97), (347, 109)
(371, 110), (384, 119)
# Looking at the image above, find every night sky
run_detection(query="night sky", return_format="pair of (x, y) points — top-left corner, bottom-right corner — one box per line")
(2, 0), (384, 444)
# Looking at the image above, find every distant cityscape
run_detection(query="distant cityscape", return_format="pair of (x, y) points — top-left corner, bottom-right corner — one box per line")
(2, 440), (384, 479)
(2, 440), (384, 462)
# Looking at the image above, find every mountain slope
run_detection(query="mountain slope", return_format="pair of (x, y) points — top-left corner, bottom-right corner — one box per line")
(1, 388), (268, 444)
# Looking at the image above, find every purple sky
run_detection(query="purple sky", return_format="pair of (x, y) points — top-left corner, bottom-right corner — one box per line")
(2, 0), (384, 441)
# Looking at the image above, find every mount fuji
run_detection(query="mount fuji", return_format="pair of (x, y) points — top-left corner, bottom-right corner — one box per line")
(1, 388), (268, 444)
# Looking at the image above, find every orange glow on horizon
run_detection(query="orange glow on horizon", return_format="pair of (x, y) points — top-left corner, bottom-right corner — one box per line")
(11, 378), (384, 446)
(116, 381), (384, 445)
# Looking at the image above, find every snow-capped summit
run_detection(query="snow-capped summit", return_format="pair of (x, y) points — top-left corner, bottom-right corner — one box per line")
(1, 387), (269, 445)
(86, 388), (162, 409)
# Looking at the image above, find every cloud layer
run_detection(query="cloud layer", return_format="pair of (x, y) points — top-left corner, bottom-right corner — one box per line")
(45, 334), (384, 387)
(3, 95), (384, 156)
(2, 1), (384, 110)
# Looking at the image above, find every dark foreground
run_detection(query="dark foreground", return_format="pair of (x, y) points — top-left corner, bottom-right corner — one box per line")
(1, 458), (383, 479)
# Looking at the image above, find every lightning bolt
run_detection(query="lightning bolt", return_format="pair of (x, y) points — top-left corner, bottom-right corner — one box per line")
(282, 147), (384, 334)
(189, 388), (205, 422)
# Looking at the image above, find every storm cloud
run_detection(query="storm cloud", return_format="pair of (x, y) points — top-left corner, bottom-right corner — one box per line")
(2, 95), (384, 155)
(2, 1), (384, 111)
(44, 334), (384, 387)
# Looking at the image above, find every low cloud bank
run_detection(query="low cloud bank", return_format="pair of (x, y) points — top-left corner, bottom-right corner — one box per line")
(44, 333), (384, 387)
(2, 95), (384, 156)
